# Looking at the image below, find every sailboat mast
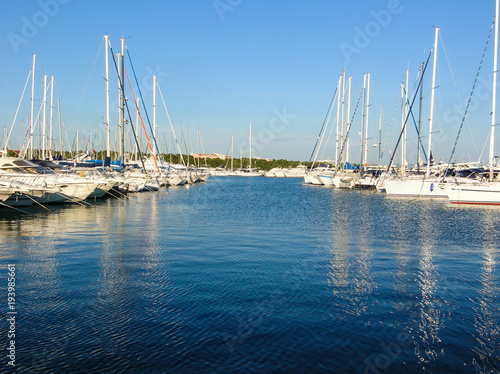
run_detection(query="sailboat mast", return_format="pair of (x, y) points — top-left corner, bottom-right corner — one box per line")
(364, 72), (371, 170)
(187, 126), (190, 166)
(403, 71), (409, 176)
(49, 76), (54, 160)
(335, 75), (342, 167)
(58, 99), (63, 157)
(153, 74), (157, 158)
(179, 122), (184, 165)
(346, 77), (352, 163)
(29, 54), (36, 159)
(378, 110), (383, 165)
(134, 97), (140, 161)
(427, 27), (439, 177)
(42, 75), (47, 160)
(118, 38), (125, 166)
(360, 74), (367, 169)
(197, 124), (200, 168)
(104, 35), (111, 158)
(249, 122), (252, 170)
(400, 80), (405, 176)
(231, 134), (234, 171)
(417, 62), (424, 173)
(340, 71), (346, 166)
(490, 3), (499, 181)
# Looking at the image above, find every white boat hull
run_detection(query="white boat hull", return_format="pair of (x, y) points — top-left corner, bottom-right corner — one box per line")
(384, 178), (447, 198)
(444, 182), (500, 205)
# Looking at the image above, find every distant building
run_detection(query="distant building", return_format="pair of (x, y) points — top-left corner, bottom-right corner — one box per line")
(254, 156), (274, 162)
(192, 153), (231, 160)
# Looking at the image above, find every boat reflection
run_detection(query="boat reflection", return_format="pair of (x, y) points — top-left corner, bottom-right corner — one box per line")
(327, 192), (376, 320)
(472, 212), (500, 372)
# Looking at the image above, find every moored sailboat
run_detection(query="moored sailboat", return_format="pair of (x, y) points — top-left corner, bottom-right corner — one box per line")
(444, 0), (500, 205)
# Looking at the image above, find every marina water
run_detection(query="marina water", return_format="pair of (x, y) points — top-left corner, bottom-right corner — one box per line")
(1, 177), (499, 373)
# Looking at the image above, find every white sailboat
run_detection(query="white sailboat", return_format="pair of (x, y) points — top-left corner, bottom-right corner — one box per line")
(236, 122), (264, 176)
(384, 27), (449, 198)
(444, 0), (500, 205)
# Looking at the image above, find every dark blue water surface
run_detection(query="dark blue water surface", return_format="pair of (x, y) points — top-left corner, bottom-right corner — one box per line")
(1, 177), (500, 373)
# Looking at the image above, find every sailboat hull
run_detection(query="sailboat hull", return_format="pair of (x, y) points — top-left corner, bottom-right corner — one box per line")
(444, 183), (500, 205)
(384, 178), (447, 198)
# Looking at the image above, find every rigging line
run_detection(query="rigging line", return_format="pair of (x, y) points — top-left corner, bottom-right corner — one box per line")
(308, 85), (338, 167)
(314, 88), (338, 167)
(442, 17), (494, 180)
(108, 45), (147, 172)
(125, 48), (163, 165)
(223, 137), (232, 169)
(319, 110), (337, 162)
(123, 65), (160, 173)
(386, 48), (434, 174)
(199, 129), (207, 167)
(377, 92), (401, 170)
(321, 76), (344, 162)
(70, 38), (104, 127)
(336, 83), (364, 173)
(156, 83), (185, 166)
(311, 87), (339, 169)
(403, 84), (428, 162)
(478, 131), (490, 164)
(20, 85), (47, 159)
(440, 32), (481, 158)
(4, 69), (31, 152)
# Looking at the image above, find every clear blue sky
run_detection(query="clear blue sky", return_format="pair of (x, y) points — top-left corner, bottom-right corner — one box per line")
(0, 0), (497, 164)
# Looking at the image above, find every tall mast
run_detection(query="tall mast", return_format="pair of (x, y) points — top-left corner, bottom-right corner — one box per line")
(346, 76), (352, 163)
(104, 35), (111, 158)
(404, 70), (409, 176)
(417, 62), (424, 173)
(118, 38), (125, 166)
(490, 4), (499, 181)
(179, 122), (184, 165)
(249, 122), (252, 170)
(335, 75), (342, 167)
(42, 75), (47, 159)
(58, 99), (63, 157)
(49, 76), (54, 160)
(364, 72), (371, 170)
(231, 134), (234, 171)
(378, 110), (383, 165)
(427, 27), (439, 177)
(360, 74), (367, 169)
(400, 80), (405, 176)
(29, 54), (36, 159)
(153, 74), (157, 158)
(196, 124), (200, 168)
(134, 97), (140, 161)
(187, 126), (190, 166)
(340, 71), (346, 166)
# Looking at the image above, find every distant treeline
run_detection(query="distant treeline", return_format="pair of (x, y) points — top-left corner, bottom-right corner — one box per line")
(20, 149), (340, 171)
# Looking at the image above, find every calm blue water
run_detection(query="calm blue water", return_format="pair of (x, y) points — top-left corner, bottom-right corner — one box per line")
(1, 177), (500, 373)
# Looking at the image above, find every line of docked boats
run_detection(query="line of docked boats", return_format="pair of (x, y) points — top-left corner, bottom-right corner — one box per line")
(301, 2), (500, 206)
(211, 165), (308, 178)
(0, 156), (209, 209)
(303, 162), (500, 205)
